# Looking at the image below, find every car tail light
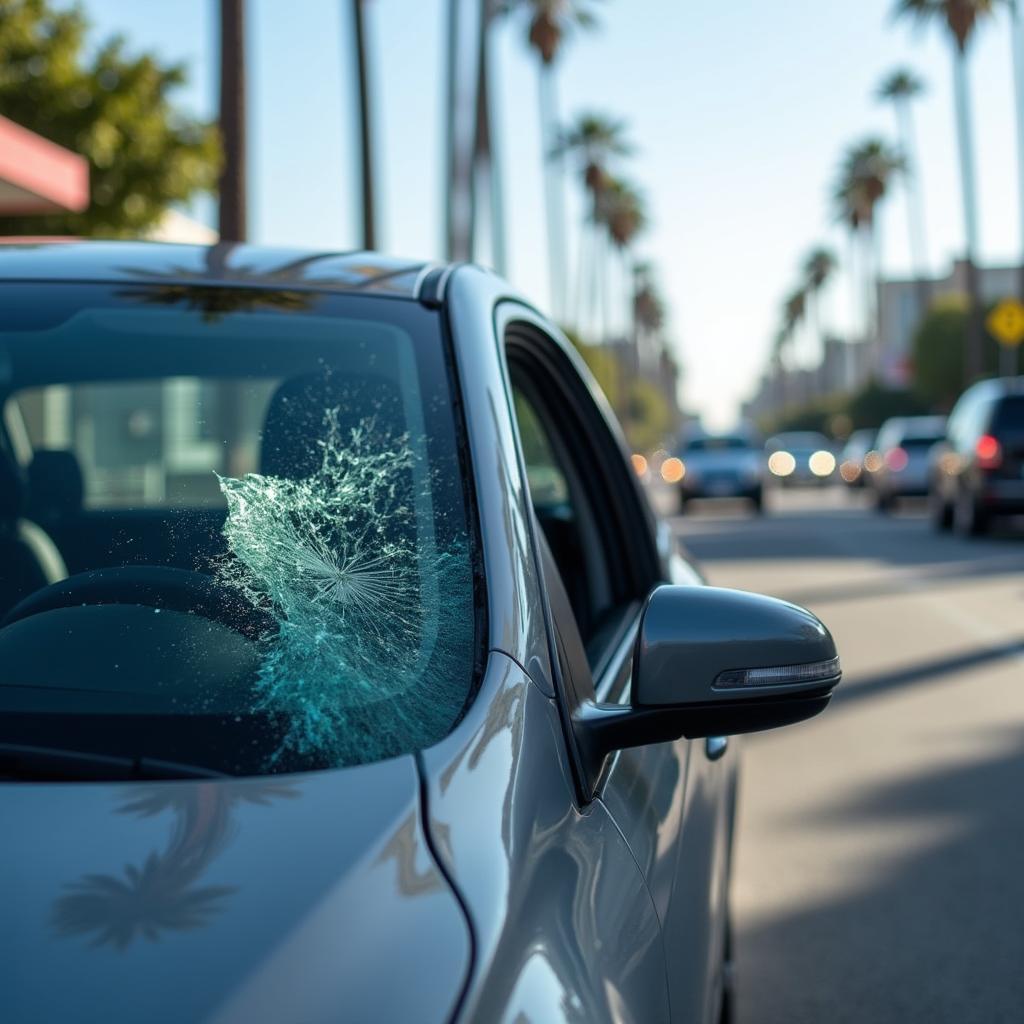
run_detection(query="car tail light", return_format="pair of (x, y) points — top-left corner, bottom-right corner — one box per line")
(884, 447), (909, 472)
(976, 434), (1002, 469)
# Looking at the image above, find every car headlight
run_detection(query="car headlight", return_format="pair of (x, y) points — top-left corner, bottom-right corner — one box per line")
(768, 451), (795, 477)
(808, 450), (836, 477)
(661, 457), (685, 483)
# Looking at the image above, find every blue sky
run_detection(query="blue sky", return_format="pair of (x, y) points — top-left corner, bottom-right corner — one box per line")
(77, 0), (1023, 427)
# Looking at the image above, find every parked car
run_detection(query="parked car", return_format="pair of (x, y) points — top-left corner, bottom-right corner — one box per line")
(3, 242), (841, 1024)
(838, 428), (877, 488)
(870, 415), (946, 512)
(929, 377), (1024, 536)
(671, 433), (764, 513)
(765, 431), (836, 486)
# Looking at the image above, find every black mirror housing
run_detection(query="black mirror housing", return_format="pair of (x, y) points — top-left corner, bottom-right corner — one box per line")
(634, 585), (839, 709)
(573, 585), (840, 794)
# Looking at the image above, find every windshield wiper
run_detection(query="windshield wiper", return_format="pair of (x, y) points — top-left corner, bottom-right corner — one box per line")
(0, 744), (228, 782)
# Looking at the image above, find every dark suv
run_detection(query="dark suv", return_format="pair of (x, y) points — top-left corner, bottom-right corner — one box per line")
(929, 377), (1024, 536)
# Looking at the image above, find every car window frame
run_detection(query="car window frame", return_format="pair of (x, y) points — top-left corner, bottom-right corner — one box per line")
(499, 310), (662, 704)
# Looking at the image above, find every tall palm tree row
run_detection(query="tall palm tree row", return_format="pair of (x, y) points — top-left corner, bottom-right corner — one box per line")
(802, 246), (837, 364)
(833, 138), (904, 364)
(554, 111), (633, 335)
(894, 0), (1010, 379)
(516, 0), (601, 319)
(876, 66), (930, 315)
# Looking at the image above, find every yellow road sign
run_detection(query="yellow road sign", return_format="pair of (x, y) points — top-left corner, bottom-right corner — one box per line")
(986, 298), (1024, 347)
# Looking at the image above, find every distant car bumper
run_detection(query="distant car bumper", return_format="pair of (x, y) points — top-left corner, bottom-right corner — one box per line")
(980, 479), (1024, 514)
(683, 476), (761, 500)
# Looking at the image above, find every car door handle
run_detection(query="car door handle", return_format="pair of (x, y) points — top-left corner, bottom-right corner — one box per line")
(705, 736), (728, 761)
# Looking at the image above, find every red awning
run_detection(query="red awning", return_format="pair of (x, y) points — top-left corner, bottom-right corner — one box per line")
(0, 115), (89, 215)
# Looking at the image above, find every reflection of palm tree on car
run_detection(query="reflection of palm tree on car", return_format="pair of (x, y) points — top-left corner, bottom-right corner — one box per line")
(52, 782), (296, 949)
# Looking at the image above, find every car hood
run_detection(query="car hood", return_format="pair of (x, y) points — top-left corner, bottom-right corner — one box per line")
(5, 757), (471, 1024)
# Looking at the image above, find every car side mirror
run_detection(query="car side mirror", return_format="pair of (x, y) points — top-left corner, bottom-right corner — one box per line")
(574, 585), (840, 793)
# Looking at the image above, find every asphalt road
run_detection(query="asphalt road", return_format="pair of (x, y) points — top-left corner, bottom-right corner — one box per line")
(669, 486), (1024, 1024)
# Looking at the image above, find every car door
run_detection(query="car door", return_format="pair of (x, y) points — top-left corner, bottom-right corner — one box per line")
(502, 313), (736, 1024)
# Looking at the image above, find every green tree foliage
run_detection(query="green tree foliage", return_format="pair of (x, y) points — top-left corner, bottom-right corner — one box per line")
(846, 380), (927, 428)
(0, 0), (220, 237)
(562, 327), (674, 451)
(911, 294), (1002, 408)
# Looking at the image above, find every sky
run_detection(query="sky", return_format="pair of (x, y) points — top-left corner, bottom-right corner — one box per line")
(75, 0), (1024, 428)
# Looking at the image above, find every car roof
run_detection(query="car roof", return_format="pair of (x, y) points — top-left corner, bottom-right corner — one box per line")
(0, 240), (439, 299)
(879, 414), (946, 437)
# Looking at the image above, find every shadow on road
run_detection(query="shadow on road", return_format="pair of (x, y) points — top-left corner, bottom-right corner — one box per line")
(835, 639), (1024, 706)
(737, 727), (1024, 1023)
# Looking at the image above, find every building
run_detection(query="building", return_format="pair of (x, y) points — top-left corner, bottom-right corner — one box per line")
(877, 261), (1022, 387)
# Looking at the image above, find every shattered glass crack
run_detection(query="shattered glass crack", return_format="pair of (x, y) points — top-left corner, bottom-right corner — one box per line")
(215, 410), (474, 769)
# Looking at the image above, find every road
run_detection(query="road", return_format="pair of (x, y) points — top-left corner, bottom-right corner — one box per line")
(669, 486), (1024, 1024)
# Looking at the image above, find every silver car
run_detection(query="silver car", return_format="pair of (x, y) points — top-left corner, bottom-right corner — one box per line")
(674, 434), (764, 513)
(871, 415), (946, 512)
(3, 242), (841, 1024)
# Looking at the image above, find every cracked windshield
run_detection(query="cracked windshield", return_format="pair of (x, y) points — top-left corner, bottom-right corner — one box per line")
(0, 287), (476, 774)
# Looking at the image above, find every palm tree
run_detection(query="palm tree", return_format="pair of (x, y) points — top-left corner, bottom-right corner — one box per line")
(517, 0), (601, 319)
(802, 246), (837, 368)
(877, 67), (930, 316)
(351, 0), (377, 250)
(555, 112), (632, 333)
(218, 0), (247, 241)
(782, 287), (808, 405)
(833, 139), (904, 366)
(444, 0), (473, 261)
(471, 0), (507, 274)
(894, 0), (1010, 378)
(598, 177), (647, 420)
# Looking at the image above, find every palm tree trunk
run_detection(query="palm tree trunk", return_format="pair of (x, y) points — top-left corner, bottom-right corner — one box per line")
(862, 223), (879, 378)
(951, 48), (984, 380)
(470, 0), (506, 273)
(218, 0), (247, 242)
(538, 66), (567, 322)
(1011, 5), (1024, 308)
(352, 0), (376, 250)
(443, 0), (458, 258)
(444, 0), (472, 260)
(895, 97), (931, 320)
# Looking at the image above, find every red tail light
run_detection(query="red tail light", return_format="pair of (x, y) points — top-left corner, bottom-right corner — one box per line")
(976, 434), (1002, 469)
(884, 447), (909, 471)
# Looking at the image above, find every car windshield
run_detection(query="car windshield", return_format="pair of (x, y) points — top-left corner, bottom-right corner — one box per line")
(684, 436), (751, 452)
(768, 433), (829, 451)
(0, 283), (477, 777)
(901, 435), (943, 450)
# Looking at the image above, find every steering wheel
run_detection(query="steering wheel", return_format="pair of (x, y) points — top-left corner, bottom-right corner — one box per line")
(0, 566), (275, 641)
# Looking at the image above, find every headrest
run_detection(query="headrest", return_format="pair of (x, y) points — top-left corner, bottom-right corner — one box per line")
(0, 449), (26, 522)
(27, 450), (84, 521)
(261, 373), (405, 479)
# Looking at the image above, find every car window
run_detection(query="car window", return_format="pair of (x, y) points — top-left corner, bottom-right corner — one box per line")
(511, 382), (612, 650)
(991, 395), (1024, 433)
(0, 284), (478, 776)
(506, 327), (656, 671)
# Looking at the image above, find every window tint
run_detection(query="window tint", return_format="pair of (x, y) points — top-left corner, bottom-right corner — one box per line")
(0, 285), (477, 777)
